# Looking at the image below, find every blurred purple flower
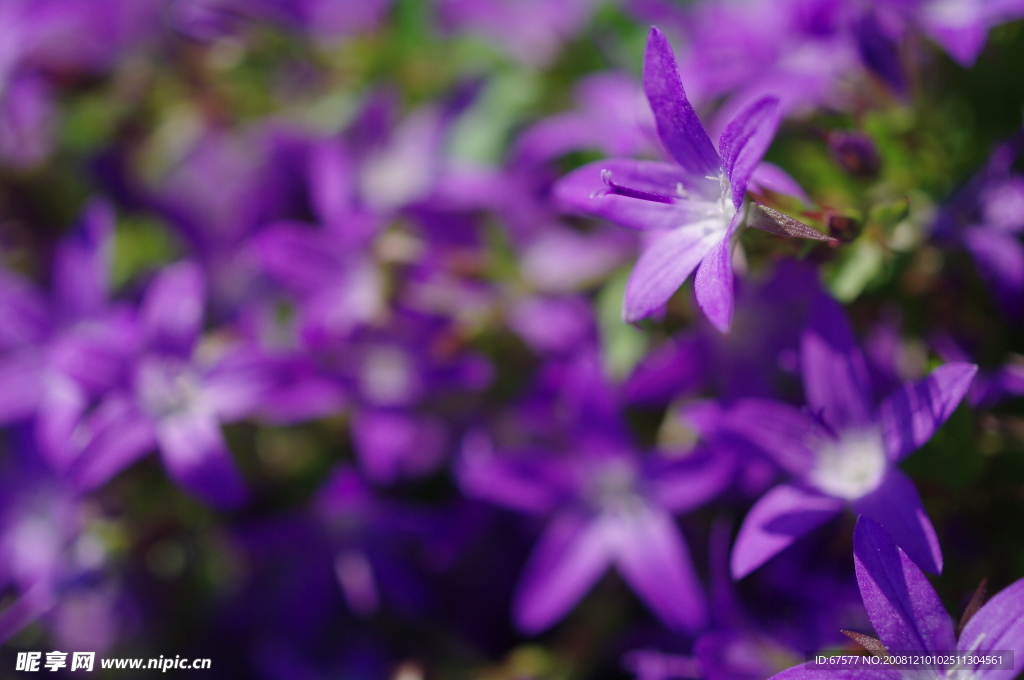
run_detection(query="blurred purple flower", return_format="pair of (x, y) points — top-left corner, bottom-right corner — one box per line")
(0, 436), (121, 650)
(768, 516), (1024, 680)
(69, 262), (273, 508)
(0, 200), (140, 473)
(556, 28), (830, 332)
(437, 0), (594, 67)
(513, 71), (658, 166)
(688, 290), (976, 577)
(933, 129), (1024, 316)
(170, 0), (393, 41)
(458, 349), (734, 633)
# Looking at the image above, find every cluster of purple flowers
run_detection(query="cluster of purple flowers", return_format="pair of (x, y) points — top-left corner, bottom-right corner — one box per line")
(1, 1), (1023, 678)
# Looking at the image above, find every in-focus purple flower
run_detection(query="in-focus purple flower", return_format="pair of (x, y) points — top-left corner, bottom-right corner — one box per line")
(69, 262), (272, 508)
(768, 516), (1024, 680)
(555, 27), (831, 332)
(458, 349), (734, 633)
(688, 290), (976, 577)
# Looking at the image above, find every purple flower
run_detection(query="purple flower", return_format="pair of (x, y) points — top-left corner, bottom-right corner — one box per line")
(555, 27), (830, 332)
(69, 262), (273, 508)
(688, 290), (976, 577)
(0, 435), (122, 649)
(768, 516), (1024, 680)
(437, 0), (594, 67)
(0, 200), (139, 473)
(458, 349), (734, 633)
(933, 129), (1024, 316)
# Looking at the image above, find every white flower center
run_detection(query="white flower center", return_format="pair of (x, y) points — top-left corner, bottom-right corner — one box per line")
(808, 429), (887, 500)
(360, 346), (417, 406)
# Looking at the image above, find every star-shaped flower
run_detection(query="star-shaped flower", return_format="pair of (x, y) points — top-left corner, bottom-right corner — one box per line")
(687, 290), (976, 577)
(555, 27), (831, 332)
(768, 516), (1024, 680)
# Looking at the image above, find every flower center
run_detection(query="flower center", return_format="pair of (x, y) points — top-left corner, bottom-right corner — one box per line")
(808, 429), (887, 500)
(586, 457), (643, 513)
(360, 346), (418, 406)
(137, 357), (203, 418)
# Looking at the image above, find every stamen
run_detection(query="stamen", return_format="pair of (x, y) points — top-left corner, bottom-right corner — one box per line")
(599, 169), (676, 204)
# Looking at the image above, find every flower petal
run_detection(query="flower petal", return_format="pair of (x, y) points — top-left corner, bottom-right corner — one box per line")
(141, 261), (205, 357)
(647, 446), (735, 513)
(610, 505), (707, 631)
(731, 484), (844, 579)
(457, 432), (573, 515)
(624, 219), (724, 322)
(718, 96), (781, 208)
(52, 198), (114, 323)
(156, 408), (247, 509)
(351, 408), (447, 484)
(694, 211), (742, 333)
(0, 349), (45, 424)
(801, 290), (874, 431)
(554, 159), (714, 231)
(685, 398), (820, 476)
(963, 225), (1024, 313)
(879, 362), (977, 462)
(852, 516), (956, 657)
(958, 576), (1024, 680)
(70, 393), (157, 491)
(643, 27), (722, 183)
(513, 510), (612, 633)
(852, 469), (943, 575)
(766, 663), (902, 680)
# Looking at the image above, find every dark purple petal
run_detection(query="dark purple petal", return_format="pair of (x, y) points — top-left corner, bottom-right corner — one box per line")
(685, 398), (819, 476)
(52, 198), (114, 323)
(0, 269), (51, 351)
(643, 27), (722, 183)
(718, 96), (781, 208)
(70, 394), (157, 491)
(801, 290), (874, 431)
(852, 469), (942, 574)
(694, 211), (742, 333)
(35, 373), (87, 473)
(351, 408), (446, 484)
(878, 363), (977, 462)
(253, 222), (345, 293)
(853, 516), (956, 656)
(958, 576), (1024, 680)
(623, 221), (724, 322)
(610, 505), (707, 631)
(731, 484), (844, 579)
(646, 446), (734, 513)
(202, 347), (277, 422)
(513, 510), (612, 633)
(141, 261), (205, 357)
(308, 140), (355, 228)
(0, 349), (45, 424)
(156, 408), (246, 508)
(856, 10), (905, 93)
(962, 226), (1024, 312)
(622, 331), (706, 405)
(457, 432), (574, 515)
